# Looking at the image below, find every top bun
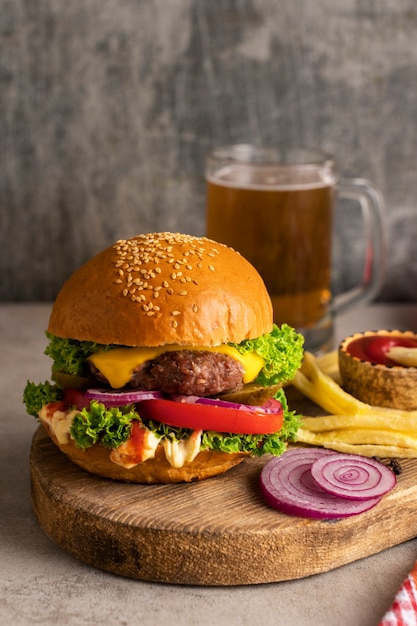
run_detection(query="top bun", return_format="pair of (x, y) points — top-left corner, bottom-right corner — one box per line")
(48, 232), (273, 347)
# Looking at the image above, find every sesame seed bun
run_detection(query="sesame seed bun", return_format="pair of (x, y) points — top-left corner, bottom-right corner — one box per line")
(48, 232), (273, 347)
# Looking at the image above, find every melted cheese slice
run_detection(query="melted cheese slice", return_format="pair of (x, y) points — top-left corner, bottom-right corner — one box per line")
(88, 344), (264, 389)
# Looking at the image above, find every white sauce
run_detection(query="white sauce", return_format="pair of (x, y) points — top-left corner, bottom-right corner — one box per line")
(110, 429), (160, 468)
(39, 403), (202, 469)
(162, 430), (203, 468)
(38, 405), (77, 445)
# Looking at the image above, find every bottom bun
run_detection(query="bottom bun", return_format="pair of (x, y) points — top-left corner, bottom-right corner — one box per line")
(44, 426), (248, 484)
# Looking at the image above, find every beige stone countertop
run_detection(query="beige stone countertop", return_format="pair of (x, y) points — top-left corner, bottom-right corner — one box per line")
(2, 302), (417, 626)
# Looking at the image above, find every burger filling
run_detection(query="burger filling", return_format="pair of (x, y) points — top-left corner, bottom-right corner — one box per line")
(86, 342), (264, 391)
(24, 323), (304, 469)
(90, 350), (246, 397)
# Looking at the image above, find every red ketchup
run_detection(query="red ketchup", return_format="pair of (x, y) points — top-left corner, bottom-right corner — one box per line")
(120, 421), (152, 465)
(347, 335), (417, 366)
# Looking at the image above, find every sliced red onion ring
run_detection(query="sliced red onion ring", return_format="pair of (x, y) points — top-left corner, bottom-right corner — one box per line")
(171, 394), (283, 415)
(259, 448), (383, 519)
(84, 388), (163, 407)
(311, 453), (397, 501)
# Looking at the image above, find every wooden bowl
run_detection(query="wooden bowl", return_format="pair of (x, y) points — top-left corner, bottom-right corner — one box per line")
(338, 330), (417, 411)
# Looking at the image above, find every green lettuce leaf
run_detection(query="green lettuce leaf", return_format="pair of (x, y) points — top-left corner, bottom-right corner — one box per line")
(44, 324), (303, 386)
(23, 380), (62, 418)
(70, 401), (136, 449)
(44, 332), (115, 377)
(231, 323), (304, 386)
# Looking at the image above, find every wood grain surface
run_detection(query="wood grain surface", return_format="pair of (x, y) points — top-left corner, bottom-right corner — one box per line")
(30, 387), (417, 585)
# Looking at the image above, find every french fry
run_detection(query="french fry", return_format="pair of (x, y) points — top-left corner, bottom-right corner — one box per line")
(296, 427), (417, 449)
(293, 352), (370, 415)
(314, 350), (341, 382)
(294, 351), (417, 421)
(386, 346), (417, 367)
(292, 350), (417, 458)
(296, 439), (417, 459)
(301, 413), (417, 433)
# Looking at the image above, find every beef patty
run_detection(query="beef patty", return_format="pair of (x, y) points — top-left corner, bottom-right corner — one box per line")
(91, 350), (245, 396)
(131, 350), (245, 396)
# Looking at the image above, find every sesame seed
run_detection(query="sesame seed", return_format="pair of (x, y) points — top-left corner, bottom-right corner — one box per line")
(112, 232), (228, 318)
(172, 320), (178, 328)
(171, 311), (181, 316)
(193, 304), (199, 312)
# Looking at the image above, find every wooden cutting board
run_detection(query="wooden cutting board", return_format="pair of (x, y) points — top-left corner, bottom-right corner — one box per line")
(30, 388), (417, 586)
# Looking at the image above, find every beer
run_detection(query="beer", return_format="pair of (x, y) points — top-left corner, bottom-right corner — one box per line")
(206, 164), (334, 330)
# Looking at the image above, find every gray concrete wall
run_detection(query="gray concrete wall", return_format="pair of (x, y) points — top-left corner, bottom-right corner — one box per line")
(1, 0), (416, 302)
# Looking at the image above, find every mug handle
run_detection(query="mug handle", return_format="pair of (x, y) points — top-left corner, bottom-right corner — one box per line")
(333, 178), (387, 315)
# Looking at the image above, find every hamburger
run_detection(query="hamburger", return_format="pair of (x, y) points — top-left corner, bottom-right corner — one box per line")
(24, 232), (304, 483)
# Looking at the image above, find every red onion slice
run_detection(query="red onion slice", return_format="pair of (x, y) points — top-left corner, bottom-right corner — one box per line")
(259, 448), (382, 519)
(84, 388), (164, 407)
(171, 395), (282, 415)
(311, 453), (396, 500)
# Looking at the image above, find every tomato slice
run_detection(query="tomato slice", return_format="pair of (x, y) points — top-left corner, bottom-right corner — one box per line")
(62, 388), (91, 411)
(137, 398), (284, 434)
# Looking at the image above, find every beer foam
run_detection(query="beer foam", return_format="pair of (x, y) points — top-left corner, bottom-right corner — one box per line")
(207, 164), (335, 191)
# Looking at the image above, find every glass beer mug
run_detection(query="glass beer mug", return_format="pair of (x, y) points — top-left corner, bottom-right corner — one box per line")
(205, 145), (386, 353)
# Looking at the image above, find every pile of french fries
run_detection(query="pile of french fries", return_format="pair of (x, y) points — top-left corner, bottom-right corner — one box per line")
(292, 351), (417, 458)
